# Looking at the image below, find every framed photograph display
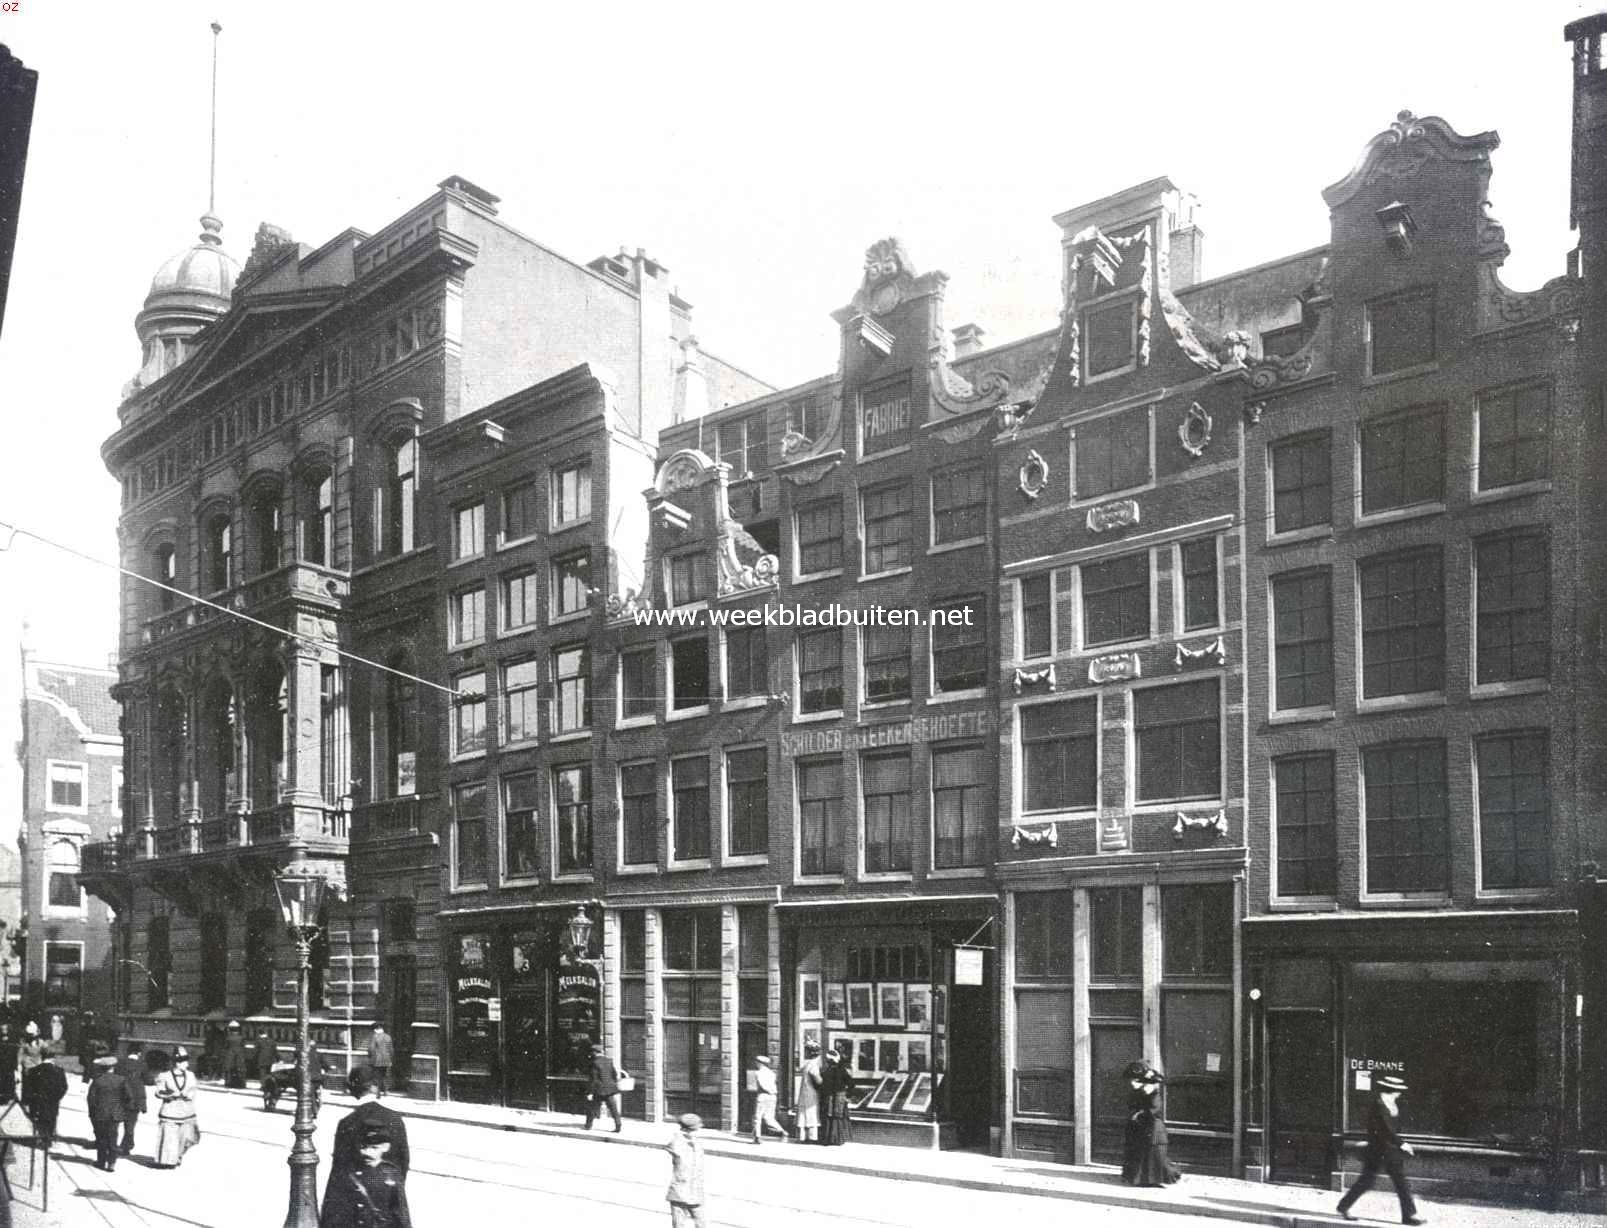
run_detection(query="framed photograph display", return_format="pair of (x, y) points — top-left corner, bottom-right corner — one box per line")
(878, 1037), (904, 1074)
(847, 982), (875, 1025)
(904, 1072), (937, 1114)
(855, 1036), (878, 1076)
(850, 1078), (879, 1110)
(799, 973), (823, 1019)
(868, 1074), (907, 1110)
(877, 982), (905, 1026)
(800, 1021), (823, 1058)
(824, 982), (847, 1025)
(905, 984), (931, 1030)
(907, 1037), (930, 1072)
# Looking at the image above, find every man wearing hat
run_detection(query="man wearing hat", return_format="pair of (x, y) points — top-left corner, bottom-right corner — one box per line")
(749, 1054), (788, 1144)
(1338, 1074), (1426, 1225)
(222, 1021), (248, 1089)
(664, 1113), (707, 1227)
(86, 1055), (135, 1171)
(116, 1044), (149, 1155)
(17, 1021), (47, 1076)
(20, 1050), (67, 1150)
(321, 1067), (410, 1228)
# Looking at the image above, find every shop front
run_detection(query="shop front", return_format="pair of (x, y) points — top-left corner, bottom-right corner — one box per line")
(1243, 910), (1581, 1205)
(445, 905), (602, 1112)
(778, 895), (998, 1151)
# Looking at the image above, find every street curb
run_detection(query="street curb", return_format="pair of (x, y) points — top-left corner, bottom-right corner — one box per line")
(204, 1083), (1349, 1228)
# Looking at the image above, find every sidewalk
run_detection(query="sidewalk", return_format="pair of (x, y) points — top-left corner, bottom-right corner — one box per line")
(196, 1081), (1597, 1228)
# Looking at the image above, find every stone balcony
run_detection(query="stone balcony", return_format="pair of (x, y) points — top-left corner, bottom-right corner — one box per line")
(139, 562), (350, 649)
(349, 794), (438, 844)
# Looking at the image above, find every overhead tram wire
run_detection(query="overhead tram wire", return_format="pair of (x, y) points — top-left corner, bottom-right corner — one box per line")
(0, 516), (460, 698)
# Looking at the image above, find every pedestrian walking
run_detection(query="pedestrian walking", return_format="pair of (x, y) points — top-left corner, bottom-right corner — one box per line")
(1121, 1061), (1181, 1186)
(818, 1048), (853, 1146)
(116, 1045), (148, 1155)
(321, 1066), (410, 1228)
(20, 1051), (67, 1149)
(86, 1055), (134, 1171)
(17, 1021), (47, 1076)
(1338, 1075), (1427, 1225)
(251, 1029), (278, 1085)
(749, 1055), (787, 1143)
(584, 1041), (624, 1133)
(154, 1047), (201, 1168)
(320, 1120), (412, 1228)
(222, 1021), (248, 1089)
(367, 1024), (393, 1097)
(795, 1041), (822, 1143)
(664, 1112), (707, 1228)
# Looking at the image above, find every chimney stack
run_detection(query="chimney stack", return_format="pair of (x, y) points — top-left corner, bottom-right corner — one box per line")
(951, 323), (987, 358)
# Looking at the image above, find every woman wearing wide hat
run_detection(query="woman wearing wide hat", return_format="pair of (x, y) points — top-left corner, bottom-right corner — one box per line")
(1338, 1074), (1426, 1225)
(154, 1047), (202, 1168)
(1121, 1060), (1181, 1186)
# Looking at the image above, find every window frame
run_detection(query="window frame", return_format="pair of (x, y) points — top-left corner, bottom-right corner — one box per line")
(1268, 430), (1332, 539)
(929, 463), (987, 550)
(501, 769), (543, 882)
(1360, 739), (1450, 900)
(551, 762), (593, 878)
(860, 748), (914, 878)
(665, 551), (711, 608)
(1070, 405), (1153, 503)
(670, 753), (713, 866)
(451, 671), (488, 759)
(1131, 677), (1223, 807)
(501, 568), (540, 634)
(1472, 529), (1550, 692)
(1270, 567), (1334, 717)
(43, 838), (84, 915)
(796, 627), (844, 717)
(796, 755), (845, 880)
(1017, 570), (1058, 661)
(618, 645), (659, 726)
(451, 501), (485, 563)
(861, 622), (912, 706)
(45, 759), (88, 814)
(1270, 751), (1337, 902)
(722, 625), (769, 706)
(723, 744), (770, 863)
(1474, 380), (1552, 495)
(551, 643), (591, 735)
(550, 459), (593, 529)
(1176, 536), (1221, 635)
(1365, 287), (1437, 379)
(1017, 694), (1100, 817)
(931, 741), (989, 871)
(1080, 549), (1152, 649)
(1473, 729), (1551, 896)
(500, 479), (542, 547)
(1081, 296), (1141, 385)
(669, 634), (713, 716)
(449, 584), (487, 649)
(501, 657), (542, 746)
(1357, 546), (1444, 705)
(1357, 404), (1446, 520)
(550, 547), (593, 621)
(794, 495), (844, 580)
(451, 780), (490, 890)
(618, 759), (660, 870)
(930, 594), (987, 697)
(860, 480), (916, 577)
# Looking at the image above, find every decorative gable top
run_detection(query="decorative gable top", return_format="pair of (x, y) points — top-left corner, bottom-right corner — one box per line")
(1322, 110), (1499, 209)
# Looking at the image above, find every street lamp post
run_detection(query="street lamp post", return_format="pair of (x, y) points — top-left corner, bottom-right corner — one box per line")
(274, 852), (328, 1228)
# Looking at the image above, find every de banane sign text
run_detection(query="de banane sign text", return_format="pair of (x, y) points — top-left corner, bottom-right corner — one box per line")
(781, 708), (994, 757)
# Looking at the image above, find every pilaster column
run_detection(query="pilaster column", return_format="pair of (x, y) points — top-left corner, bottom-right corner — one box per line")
(1142, 882), (1162, 1066)
(645, 908), (664, 1123)
(283, 643), (324, 809)
(1001, 889), (1017, 1156)
(603, 909), (621, 1070)
(1072, 888), (1092, 1165)
(720, 903), (738, 1132)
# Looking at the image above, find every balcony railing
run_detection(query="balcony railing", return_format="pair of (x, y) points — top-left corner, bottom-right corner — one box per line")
(82, 838), (124, 876)
(349, 795), (436, 843)
(140, 563), (350, 647)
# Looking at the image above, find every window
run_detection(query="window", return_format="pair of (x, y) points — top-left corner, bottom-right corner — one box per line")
(1475, 532), (1549, 685)
(671, 636), (711, 710)
(1015, 891), (1076, 980)
(1162, 884), (1232, 976)
(933, 744), (987, 869)
(620, 762), (658, 866)
(205, 511), (233, 592)
(200, 914), (228, 1011)
(503, 658), (541, 744)
(154, 543), (178, 613)
(383, 436), (417, 555)
(1367, 289), (1435, 375)
(552, 550), (592, 617)
(1477, 732), (1550, 890)
(1274, 753), (1336, 897)
(1082, 551), (1149, 647)
(1021, 698), (1098, 812)
(862, 482), (914, 574)
(1179, 539), (1218, 632)
(1091, 886), (1141, 979)
(245, 910), (276, 1014)
(552, 645), (590, 733)
(795, 497), (843, 576)
(667, 553), (710, 606)
(788, 395), (829, 443)
(672, 756), (711, 861)
(45, 840), (81, 908)
(252, 489), (282, 574)
(1084, 300), (1137, 378)
(798, 758), (843, 876)
(381, 663), (417, 798)
(553, 764), (592, 873)
(1261, 323), (1305, 358)
(47, 761), (86, 811)
(726, 747), (768, 857)
(716, 414), (768, 477)
(502, 481), (541, 543)
(453, 672), (487, 756)
(1363, 741), (1448, 894)
(453, 503), (485, 561)
(860, 383), (913, 457)
(1074, 410), (1149, 499)
(862, 624), (911, 704)
(798, 629), (842, 713)
(552, 460), (592, 526)
(932, 465), (986, 545)
(503, 570), (539, 631)
(1270, 432), (1331, 534)
(862, 751), (912, 873)
(453, 782), (488, 887)
(1360, 547), (1443, 698)
(503, 771), (541, 878)
(725, 628), (767, 701)
(451, 586), (486, 646)
(145, 916), (171, 1011)
(932, 595), (986, 693)
(1020, 573), (1054, 659)
(1361, 406), (1444, 514)
(1477, 383), (1551, 490)
(301, 469), (333, 567)
(1272, 568), (1333, 711)
(1134, 679), (1221, 803)
(620, 647), (656, 720)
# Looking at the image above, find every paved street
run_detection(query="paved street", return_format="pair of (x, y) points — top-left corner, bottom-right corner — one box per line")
(7, 1082), (1224, 1228)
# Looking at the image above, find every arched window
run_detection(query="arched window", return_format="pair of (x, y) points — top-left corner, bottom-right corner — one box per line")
(300, 466), (334, 568)
(246, 662), (287, 810)
(250, 488), (282, 575)
(46, 840), (82, 911)
(205, 511), (233, 592)
(152, 685), (186, 822)
(197, 677), (235, 816)
(152, 543), (178, 613)
(382, 437), (417, 556)
(380, 653), (418, 800)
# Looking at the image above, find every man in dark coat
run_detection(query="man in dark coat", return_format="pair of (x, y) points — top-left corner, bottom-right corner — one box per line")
(116, 1044), (149, 1154)
(1338, 1075), (1426, 1225)
(251, 1029), (278, 1084)
(222, 1022), (248, 1089)
(86, 1056), (136, 1171)
(320, 1119), (412, 1228)
(584, 1042), (622, 1132)
(20, 1052), (68, 1148)
(320, 1066), (409, 1228)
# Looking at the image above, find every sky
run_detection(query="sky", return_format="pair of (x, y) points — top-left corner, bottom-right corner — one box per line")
(0, 0), (1597, 837)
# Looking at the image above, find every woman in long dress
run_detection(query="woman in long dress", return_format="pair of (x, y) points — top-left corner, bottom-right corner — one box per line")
(154, 1048), (201, 1168)
(1121, 1061), (1180, 1186)
(818, 1050), (853, 1146)
(796, 1042), (823, 1143)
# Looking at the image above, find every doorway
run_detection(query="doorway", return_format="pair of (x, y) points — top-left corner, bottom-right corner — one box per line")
(1267, 1010), (1333, 1186)
(504, 993), (548, 1107)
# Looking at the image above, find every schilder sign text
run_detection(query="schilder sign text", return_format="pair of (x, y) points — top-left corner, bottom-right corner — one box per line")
(781, 708), (994, 757)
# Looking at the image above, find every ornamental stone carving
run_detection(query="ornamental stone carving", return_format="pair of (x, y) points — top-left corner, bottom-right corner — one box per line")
(1088, 652), (1141, 684)
(1086, 499), (1140, 533)
(1174, 637), (1226, 670)
(1178, 403), (1212, 458)
(1013, 664), (1056, 693)
(1173, 810), (1227, 841)
(1018, 450), (1050, 500)
(1098, 814), (1130, 853)
(1010, 824), (1058, 850)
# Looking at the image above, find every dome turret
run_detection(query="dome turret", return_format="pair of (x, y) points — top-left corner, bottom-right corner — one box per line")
(124, 213), (239, 399)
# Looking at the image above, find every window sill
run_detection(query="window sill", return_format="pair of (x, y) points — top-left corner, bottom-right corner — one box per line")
(792, 568), (846, 587)
(1082, 361), (1139, 387)
(720, 696), (769, 713)
(1470, 679), (1548, 700)
(1357, 893), (1451, 908)
(42, 906), (87, 920)
(1081, 635), (1155, 655)
(1362, 360), (1439, 387)
(1265, 525), (1333, 548)
(792, 709), (842, 725)
(929, 537), (985, 556)
(552, 872), (596, 885)
(723, 854), (768, 868)
(351, 543), (436, 579)
(446, 554), (485, 570)
(549, 516), (593, 535)
(451, 750), (489, 763)
(548, 608), (591, 627)
(858, 443), (913, 464)
(1018, 808), (1096, 823)
(794, 873), (847, 886)
(927, 866), (988, 880)
(667, 859), (714, 873)
(1267, 707), (1336, 727)
(861, 698), (912, 714)
(616, 863), (660, 877)
(449, 638), (488, 654)
(501, 736), (540, 752)
(1355, 692), (1445, 715)
(548, 730), (592, 744)
(448, 883), (491, 895)
(1267, 897), (1339, 912)
(499, 623), (540, 641)
(1475, 886), (1554, 902)
(1130, 796), (1223, 814)
(616, 715), (659, 730)
(859, 566), (914, 585)
(1354, 502), (1445, 530)
(928, 687), (986, 706)
(497, 533), (540, 552)
(1471, 479), (1552, 505)
(667, 705), (711, 723)
(859, 871), (915, 883)
(500, 873), (541, 888)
